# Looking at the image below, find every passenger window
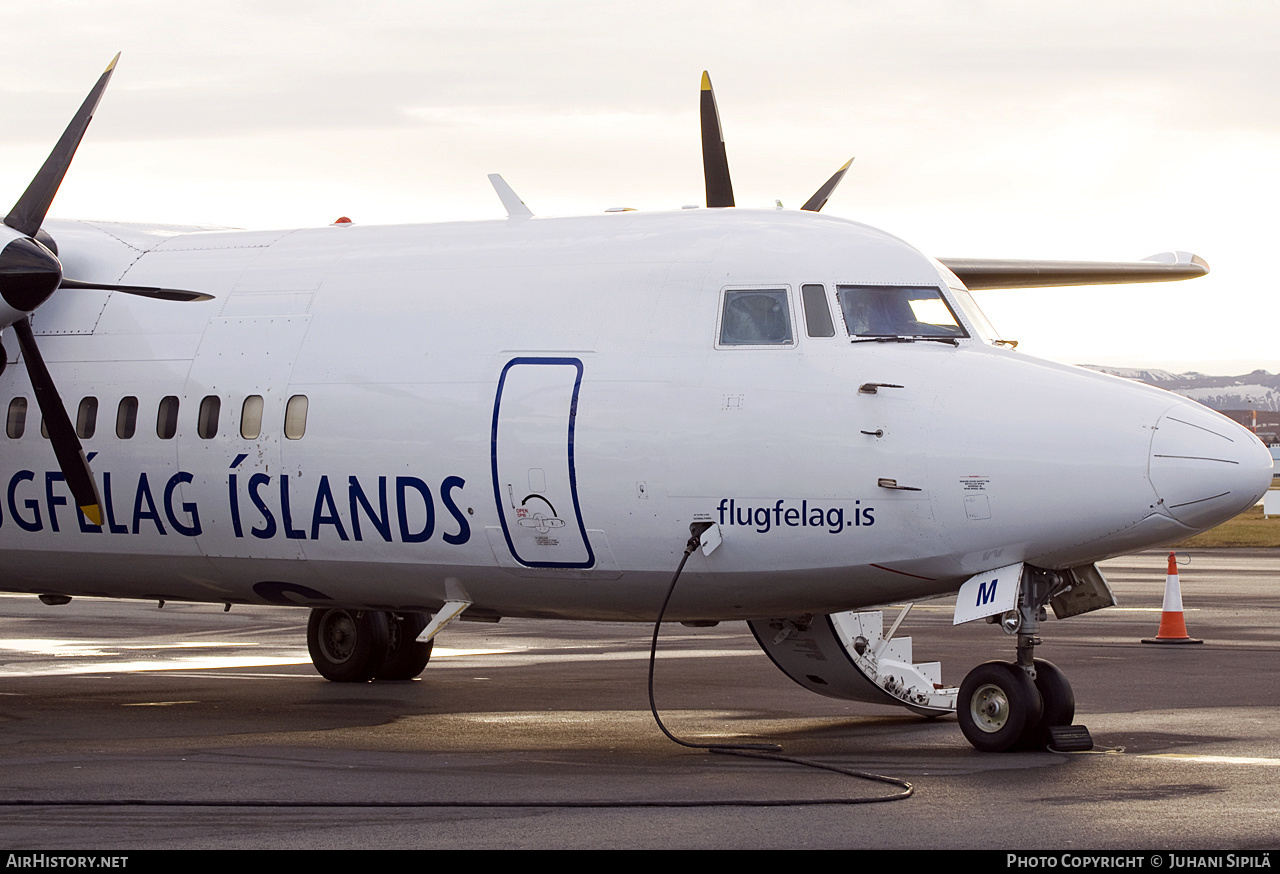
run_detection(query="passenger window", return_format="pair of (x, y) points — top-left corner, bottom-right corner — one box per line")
(284, 395), (308, 440)
(197, 396), (220, 439)
(837, 285), (967, 339)
(241, 395), (264, 439)
(801, 284), (835, 338)
(718, 289), (794, 347)
(116, 397), (138, 439)
(76, 397), (98, 440)
(6, 398), (26, 439)
(156, 396), (179, 440)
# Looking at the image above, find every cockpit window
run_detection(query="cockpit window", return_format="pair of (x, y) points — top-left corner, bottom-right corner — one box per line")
(836, 285), (967, 340)
(800, 284), (835, 338)
(718, 289), (795, 347)
(947, 285), (1002, 343)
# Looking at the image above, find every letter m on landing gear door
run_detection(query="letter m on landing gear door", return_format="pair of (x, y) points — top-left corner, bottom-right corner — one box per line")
(491, 357), (595, 568)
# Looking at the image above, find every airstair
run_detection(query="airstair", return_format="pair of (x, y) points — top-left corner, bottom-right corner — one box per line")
(748, 606), (957, 717)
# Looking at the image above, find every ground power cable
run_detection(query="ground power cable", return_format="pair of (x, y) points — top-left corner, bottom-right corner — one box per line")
(0, 530), (910, 811)
(645, 525), (913, 805)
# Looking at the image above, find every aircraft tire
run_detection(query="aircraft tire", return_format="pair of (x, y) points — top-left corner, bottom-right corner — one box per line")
(307, 608), (390, 682)
(1018, 659), (1076, 749)
(375, 612), (434, 681)
(957, 661), (1043, 753)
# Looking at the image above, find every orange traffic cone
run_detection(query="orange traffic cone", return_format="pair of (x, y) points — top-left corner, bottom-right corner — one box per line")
(1142, 551), (1203, 644)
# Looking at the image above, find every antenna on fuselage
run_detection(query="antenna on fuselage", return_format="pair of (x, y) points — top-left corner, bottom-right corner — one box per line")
(488, 174), (533, 219)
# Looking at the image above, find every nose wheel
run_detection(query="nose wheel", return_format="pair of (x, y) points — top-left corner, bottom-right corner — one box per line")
(958, 658), (1076, 752)
(958, 661), (1042, 752)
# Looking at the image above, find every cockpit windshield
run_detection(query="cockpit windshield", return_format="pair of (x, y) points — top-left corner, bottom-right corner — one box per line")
(946, 285), (1003, 344)
(836, 285), (967, 340)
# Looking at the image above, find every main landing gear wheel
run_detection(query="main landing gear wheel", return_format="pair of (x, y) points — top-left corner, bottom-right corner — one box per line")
(375, 612), (434, 681)
(958, 661), (1043, 753)
(1020, 658), (1076, 750)
(307, 608), (390, 682)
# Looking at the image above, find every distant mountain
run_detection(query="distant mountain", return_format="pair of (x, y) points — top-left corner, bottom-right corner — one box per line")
(1081, 367), (1280, 412)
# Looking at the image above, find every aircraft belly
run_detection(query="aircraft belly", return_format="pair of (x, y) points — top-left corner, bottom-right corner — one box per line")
(0, 545), (953, 621)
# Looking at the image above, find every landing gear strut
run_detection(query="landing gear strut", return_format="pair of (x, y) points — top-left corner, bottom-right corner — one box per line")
(306, 608), (433, 682)
(957, 566), (1084, 752)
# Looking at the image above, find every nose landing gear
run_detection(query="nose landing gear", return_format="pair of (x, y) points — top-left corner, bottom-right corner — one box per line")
(957, 565), (1093, 753)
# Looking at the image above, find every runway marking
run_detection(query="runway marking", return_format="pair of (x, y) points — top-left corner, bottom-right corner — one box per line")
(1138, 754), (1280, 766)
(0, 638), (266, 656)
(0, 655), (313, 676)
(0, 640), (744, 677)
(161, 672), (311, 679)
(434, 648), (515, 657)
(0, 645), (518, 676)
(463, 648), (752, 663)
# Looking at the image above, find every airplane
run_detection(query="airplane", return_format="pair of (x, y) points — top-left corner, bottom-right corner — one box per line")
(0, 58), (1272, 753)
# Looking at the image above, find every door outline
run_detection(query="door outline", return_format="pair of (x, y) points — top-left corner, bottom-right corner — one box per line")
(490, 357), (595, 569)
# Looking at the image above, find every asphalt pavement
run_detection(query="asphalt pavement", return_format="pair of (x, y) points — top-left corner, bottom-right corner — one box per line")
(0, 548), (1276, 849)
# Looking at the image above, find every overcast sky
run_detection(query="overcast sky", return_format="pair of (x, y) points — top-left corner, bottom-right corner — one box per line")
(1, 1), (1276, 374)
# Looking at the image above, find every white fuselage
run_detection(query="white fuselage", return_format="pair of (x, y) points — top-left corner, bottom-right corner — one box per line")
(0, 209), (1271, 620)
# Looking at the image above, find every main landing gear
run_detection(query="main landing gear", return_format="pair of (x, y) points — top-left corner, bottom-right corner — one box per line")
(306, 608), (433, 682)
(957, 566), (1088, 753)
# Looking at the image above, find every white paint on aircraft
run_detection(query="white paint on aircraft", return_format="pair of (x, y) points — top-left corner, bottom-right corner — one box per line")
(0, 60), (1272, 752)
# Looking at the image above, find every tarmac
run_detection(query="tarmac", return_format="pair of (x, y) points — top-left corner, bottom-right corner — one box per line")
(0, 548), (1276, 849)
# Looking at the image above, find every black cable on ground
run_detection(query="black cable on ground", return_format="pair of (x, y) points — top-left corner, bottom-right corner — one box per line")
(0, 528), (911, 809)
(646, 526), (912, 804)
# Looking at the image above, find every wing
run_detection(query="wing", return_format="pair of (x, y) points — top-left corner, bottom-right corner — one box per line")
(939, 252), (1209, 290)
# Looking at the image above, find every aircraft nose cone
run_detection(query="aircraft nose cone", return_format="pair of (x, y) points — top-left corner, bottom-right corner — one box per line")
(1149, 402), (1274, 529)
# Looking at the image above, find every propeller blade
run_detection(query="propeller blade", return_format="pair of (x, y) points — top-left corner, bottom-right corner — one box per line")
(11, 317), (103, 525)
(700, 72), (734, 208)
(5, 54), (120, 238)
(801, 159), (853, 213)
(59, 279), (213, 302)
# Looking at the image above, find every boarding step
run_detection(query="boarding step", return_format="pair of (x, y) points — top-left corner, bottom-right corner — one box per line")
(748, 607), (957, 717)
